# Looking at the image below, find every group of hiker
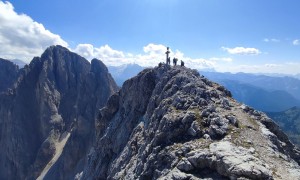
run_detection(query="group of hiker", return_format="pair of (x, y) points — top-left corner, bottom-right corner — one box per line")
(165, 47), (185, 67)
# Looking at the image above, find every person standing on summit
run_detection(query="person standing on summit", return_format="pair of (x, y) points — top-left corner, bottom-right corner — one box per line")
(173, 57), (178, 66)
(165, 47), (170, 65)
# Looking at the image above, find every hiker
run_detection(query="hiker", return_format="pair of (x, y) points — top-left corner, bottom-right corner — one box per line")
(158, 62), (162, 67)
(165, 47), (170, 64)
(167, 57), (170, 65)
(181, 60), (185, 67)
(173, 57), (178, 66)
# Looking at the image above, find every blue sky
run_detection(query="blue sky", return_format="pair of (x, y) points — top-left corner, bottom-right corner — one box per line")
(1, 0), (300, 74)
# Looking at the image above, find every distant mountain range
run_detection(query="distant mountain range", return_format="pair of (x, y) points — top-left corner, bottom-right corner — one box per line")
(201, 72), (300, 100)
(215, 80), (300, 112)
(201, 71), (300, 112)
(108, 64), (144, 86)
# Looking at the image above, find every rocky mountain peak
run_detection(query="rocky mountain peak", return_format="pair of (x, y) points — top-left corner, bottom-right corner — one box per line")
(82, 64), (300, 179)
(91, 58), (109, 75)
(0, 46), (118, 179)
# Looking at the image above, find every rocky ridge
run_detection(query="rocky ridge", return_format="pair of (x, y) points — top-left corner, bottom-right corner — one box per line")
(82, 64), (300, 180)
(0, 46), (118, 179)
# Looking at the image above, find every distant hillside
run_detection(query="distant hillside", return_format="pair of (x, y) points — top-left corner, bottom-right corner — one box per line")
(267, 107), (300, 147)
(202, 71), (300, 112)
(108, 64), (144, 86)
(202, 71), (300, 100)
(219, 80), (300, 112)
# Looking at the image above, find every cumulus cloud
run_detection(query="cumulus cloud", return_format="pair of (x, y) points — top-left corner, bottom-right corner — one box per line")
(0, 1), (68, 62)
(74, 44), (130, 65)
(293, 39), (299, 45)
(222, 46), (261, 55)
(143, 43), (166, 55)
(74, 44), (124, 58)
(73, 43), (222, 70)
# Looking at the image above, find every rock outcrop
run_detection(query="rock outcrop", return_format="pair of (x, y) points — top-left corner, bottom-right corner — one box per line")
(82, 64), (300, 179)
(0, 58), (19, 92)
(0, 46), (118, 179)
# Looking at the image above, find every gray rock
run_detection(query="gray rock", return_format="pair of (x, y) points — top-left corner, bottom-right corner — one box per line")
(221, 97), (231, 109)
(177, 158), (194, 172)
(203, 134), (211, 140)
(188, 126), (197, 136)
(182, 112), (196, 124)
(208, 125), (228, 139)
(186, 142), (272, 179)
(210, 142), (272, 179)
(226, 115), (238, 127)
(160, 168), (191, 180)
(201, 105), (216, 118)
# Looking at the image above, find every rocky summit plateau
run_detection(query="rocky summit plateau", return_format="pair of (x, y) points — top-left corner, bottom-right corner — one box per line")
(0, 46), (299, 180)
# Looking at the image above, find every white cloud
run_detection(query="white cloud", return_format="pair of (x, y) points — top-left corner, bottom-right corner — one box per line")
(264, 63), (281, 68)
(0, 1), (68, 62)
(263, 38), (280, 43)
(293, 39), (299, 45)
(143, 43), (166, 55)
(73, 43), (218, 70)
(95, 45), (125, 59)
(222, 46), (261, 55)
(209, 57), (233, 62)
(74, 44), (94, 59)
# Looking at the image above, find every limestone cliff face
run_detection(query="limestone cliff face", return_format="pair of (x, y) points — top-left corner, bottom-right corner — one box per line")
(0, 46), (118, 179)
(0, 58), (19, 92)
(82, 64), (300, 180)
